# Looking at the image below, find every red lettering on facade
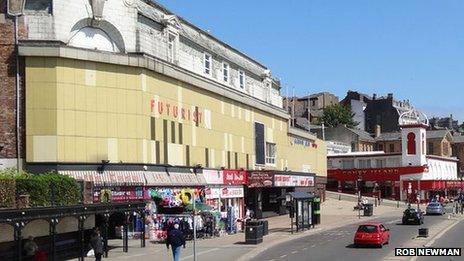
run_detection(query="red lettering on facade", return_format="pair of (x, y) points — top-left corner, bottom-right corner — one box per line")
(181, 108), (186, 119)
(158, 102), (164, 114)
(173, 106), (178, 118)
(166, 104), (171, 116)
(150, 99), (155, 112)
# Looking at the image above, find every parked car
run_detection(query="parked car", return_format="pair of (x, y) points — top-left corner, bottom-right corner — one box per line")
(402, 208), (424, 225)
(426, 202), (445, 215)
(353, 222), (390, 248)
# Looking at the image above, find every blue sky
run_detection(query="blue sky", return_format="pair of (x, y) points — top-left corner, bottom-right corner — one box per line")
(156, 0), (464, 121)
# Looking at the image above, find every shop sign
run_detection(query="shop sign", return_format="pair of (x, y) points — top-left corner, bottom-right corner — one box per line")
(223, 170), (247, 185)
(93, 187), (144, 203)
(221, 187), (244, 198)
(248, 171), (274, 188)
(205, 187), (221, 199)
(274, 174), (315, 187)
(203, 169), (223, 184)
(293, 137), (311, 147)
(328, 166), (426, 181)
(150, 98), (202, 124)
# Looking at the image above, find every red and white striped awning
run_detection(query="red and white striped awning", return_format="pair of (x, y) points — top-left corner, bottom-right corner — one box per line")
(59, 170), (145, 186)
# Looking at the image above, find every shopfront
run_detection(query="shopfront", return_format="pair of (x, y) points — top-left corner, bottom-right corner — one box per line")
(246, 171), (316, 219)
(203, 169), (247, 233)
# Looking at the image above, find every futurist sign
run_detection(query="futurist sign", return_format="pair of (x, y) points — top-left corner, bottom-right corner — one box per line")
(150, 98), (202, 124)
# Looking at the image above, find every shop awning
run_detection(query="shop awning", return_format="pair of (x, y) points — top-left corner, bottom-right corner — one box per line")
(144, 171), (171, 186)
(168, 169), (206, 186)
(59, 170), (145, 186)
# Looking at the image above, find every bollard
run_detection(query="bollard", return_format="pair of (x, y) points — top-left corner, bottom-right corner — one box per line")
(338, 194), (341, 201)
(397, 200), (399, 208)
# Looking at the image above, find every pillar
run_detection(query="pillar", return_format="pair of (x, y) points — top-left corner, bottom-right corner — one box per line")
(103, 213), (110, 258)
(49, 218), (59, 261)
(123, 212), (129, 253)
(14, 222), (24, 261)
(78, 216), (87, 261)
(140, 211), (146, 248)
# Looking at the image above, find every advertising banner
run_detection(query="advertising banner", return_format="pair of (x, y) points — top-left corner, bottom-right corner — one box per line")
(223, 170), (247, 185)
(248, 171), (274, 188)
(203, 169), (223, 184)
(274, 174), (315, 187)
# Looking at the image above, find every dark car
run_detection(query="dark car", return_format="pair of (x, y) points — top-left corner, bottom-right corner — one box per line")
(402, 208), (424, 225)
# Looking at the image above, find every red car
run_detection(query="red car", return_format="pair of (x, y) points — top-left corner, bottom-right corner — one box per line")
(353, 222), (390, 248)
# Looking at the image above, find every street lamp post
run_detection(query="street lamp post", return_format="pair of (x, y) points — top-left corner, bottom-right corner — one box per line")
(357, 174), (362, 219)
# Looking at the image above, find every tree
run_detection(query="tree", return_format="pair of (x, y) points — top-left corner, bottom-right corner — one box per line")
(318, 104), (358, 128)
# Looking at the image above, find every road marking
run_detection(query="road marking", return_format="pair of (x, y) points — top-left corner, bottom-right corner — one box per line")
(302, 247), (308, 250)
(291, 250), (298, 254)
(279, 254), (287, 258)
(310, 244), (316, 248)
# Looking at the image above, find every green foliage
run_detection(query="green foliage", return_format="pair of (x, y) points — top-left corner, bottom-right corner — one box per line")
(0, 169), (81, 208)
(318, 104), (358, 128)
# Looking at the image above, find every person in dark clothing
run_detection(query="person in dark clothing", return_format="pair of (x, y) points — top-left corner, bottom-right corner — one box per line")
(90, 227), (104, 261)
(166, 223), (186, 261)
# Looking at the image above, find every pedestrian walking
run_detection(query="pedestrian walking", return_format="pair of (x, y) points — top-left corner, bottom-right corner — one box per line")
(90, 227), (104, 261)
(166, 223), (186, 261)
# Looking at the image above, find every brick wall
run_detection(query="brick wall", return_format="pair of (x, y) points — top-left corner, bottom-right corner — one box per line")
(0, 3), (25, 166)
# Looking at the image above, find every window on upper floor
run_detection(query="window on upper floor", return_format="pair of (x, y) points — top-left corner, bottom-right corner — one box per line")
(265, 142), (277, 165)
(358, 159), (371, 169)
(239, 70), (245, 89)
(342, 159), (355, 169)
(204, 53), (212, 75)
(376, 159), (386, 168)
(167, 32), (177, 63)
(428, 142), (434, 154)
(389, 143), (395, 152)
(223, 62), (229, 83)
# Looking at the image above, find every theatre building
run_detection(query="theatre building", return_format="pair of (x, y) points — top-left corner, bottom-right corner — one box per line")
(0, 0), (327, 244)
(327, 112), (459, 202)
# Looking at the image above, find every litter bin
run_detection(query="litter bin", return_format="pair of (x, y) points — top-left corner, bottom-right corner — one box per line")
(363, 203), (373, 216)
(418, 228), (428, 238)
(245, 222), (263, 244)
(260, 220), (269, 236)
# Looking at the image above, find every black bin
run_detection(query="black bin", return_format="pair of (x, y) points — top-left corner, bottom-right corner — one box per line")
(260, 220), (269, 236)
(418, 228), (428, 238)
(245, 222), (263, 244)
(363, 203), (373, 216)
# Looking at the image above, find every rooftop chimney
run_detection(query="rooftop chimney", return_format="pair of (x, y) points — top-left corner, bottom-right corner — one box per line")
(373, 93), (377, 100)
(387, 93), (393, 99)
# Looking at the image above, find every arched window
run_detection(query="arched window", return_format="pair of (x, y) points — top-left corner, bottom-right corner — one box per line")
(69, 27), (119, 52)
(407, 132), (416, 155)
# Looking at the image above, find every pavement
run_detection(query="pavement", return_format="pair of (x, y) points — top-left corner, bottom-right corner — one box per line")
(73, 197), (407, 261)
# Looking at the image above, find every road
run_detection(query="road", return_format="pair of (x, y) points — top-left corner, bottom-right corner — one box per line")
(254, 210), (452, 261)
(416, 218), (464, 261)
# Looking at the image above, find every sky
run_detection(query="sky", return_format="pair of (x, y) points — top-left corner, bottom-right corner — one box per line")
(156, 0), (464, 122)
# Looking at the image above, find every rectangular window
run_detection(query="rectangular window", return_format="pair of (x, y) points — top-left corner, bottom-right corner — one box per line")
(376, 159), (386, 168)
(378, 144), (384, 151)
(205, 148), (209, 168)
(265, 142), (276, 165)
(227, 151), (231, 169)
(235, 152), (238, 169)
(171, 121), (176, 143)
(186, 145), (190, 166)
(254, 122), (265, 165)
(358, 159), (371, 169)
(246, 154), (250, 169)
(178, 123), (183, 144)
(341, 159), (355, 169)
(204, 53), (211, 75)
(428, 142), (434, 154)
(389, 144), (395, 152)
(239, 70), (245, 89)
(223, 63), (229, 83)
(150, 117), (156, 140)
(155, 141), (160, 164)
(167, 32), (177, 63)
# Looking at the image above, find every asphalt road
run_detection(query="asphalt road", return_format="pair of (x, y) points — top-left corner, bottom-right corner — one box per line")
(417, 218), (464, 261)
(254, 210), (451, 261)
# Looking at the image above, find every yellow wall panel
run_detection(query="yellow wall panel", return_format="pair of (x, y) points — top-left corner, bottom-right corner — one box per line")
(85, 112), (97, 137)
(96, 112), (108, 137)
(86, 138), (98, 162)
(64, 136), (76, 162)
